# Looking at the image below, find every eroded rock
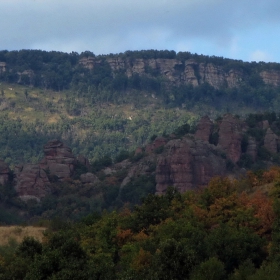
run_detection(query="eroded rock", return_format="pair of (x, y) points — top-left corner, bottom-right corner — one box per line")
(218, 115), (243, 163)
(156, 138), (226, 194)
(14, 164), (50, 201)
(264, 128), (278, 154)
(40, 140), (76, 180)
(195, 116), (213, 142)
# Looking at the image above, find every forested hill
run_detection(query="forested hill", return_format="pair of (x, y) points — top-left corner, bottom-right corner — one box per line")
(1, 49), (280, 110)
(1, 49), (280, 165)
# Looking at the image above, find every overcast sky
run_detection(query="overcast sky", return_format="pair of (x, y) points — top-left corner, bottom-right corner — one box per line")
(0, 0), (279, 62)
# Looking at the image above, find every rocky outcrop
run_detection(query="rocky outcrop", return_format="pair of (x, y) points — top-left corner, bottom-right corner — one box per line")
(40, 140), (76, 180)
(260, 70), (280, 87)
(156, 138), (226, 194)
(195, 116), (213, 142)
(14, 164), (50, 201)
(264, 128), (278, 154)
(218, 115), (243, 163)
(80, 172), (99, 184)
(0, 160), (9, 186)
(106, 57), (244, 88)
(181, 60), (199, 86)
(78, 56), (96, 70)
(246, 137), (258, 161)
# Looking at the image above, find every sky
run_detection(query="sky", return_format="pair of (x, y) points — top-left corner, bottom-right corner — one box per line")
(0, 0), (279, 62)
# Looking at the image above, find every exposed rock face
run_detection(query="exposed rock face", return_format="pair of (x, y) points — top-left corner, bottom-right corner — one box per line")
(195, 116), (213, 142)
(78, 56), (96, 70)
(218, 115), (243, 163)
(80, 172), (99, 184)
(145, 137), (167, 153)
(0, 160), (9, 186)
(181, 60), (199, 86)
(264, 128), (278, 154)
(106, 57), (244, 88)
(156, 138), (226, 194)
(260, 70), (280, 87)
(246, 137), (258, 161)
(14, 164), (50, 201)
(40, 140), (76, 180)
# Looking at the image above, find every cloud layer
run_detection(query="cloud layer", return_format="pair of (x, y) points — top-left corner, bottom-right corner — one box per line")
(0, 0), (280, 62)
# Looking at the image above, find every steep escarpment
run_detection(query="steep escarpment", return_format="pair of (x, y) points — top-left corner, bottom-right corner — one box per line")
(1, 49), (280, 94)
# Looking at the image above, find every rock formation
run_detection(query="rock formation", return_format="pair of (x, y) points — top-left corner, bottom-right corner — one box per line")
(195, 116), (213, 142)
(106, 57), (245, 88)
(40, 140), (76, 180)
(14, 164), (50, 201)
(80, 172), (99, 185)
(156, 138), (226, 194)
(246, 137), (258, 161)
(260, 70), (280, 87)
(264, 128), (278, 154)
(218, 115), (243, 163)
(78, 56), (96, 70)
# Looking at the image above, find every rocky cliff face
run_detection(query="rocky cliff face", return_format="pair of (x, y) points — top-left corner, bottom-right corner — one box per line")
(156, 138), (226, 194)
(106, 57), (244, 88)
(264, 128), (278, 154)
(14, 140), (93, 201)
(260, 70), (280, 87)
(195, 115), (213, 142)
(4, 113), (280, 201)
(14, 164), (50, 202)
(40, 140), (76, 180)
(218, 114), (244, 163)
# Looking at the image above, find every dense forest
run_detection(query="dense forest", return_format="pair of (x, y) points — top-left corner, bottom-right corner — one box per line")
(1, 168), (280, 279)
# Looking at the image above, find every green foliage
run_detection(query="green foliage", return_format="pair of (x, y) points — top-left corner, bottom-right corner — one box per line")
(173, 123), (190, 137)
(190, 257), (226, 280)
(120, 175), (156, 205)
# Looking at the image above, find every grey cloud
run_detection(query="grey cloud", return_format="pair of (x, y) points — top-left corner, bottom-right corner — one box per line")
(0, 0), (280, 55)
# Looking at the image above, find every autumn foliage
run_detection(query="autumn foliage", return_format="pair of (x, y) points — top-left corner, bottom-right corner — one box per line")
(1, 167), (280, 279)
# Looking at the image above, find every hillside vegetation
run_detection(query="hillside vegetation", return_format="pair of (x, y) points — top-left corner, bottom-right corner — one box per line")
(1, 168), (280, 279)
(1, 49), (280, 164)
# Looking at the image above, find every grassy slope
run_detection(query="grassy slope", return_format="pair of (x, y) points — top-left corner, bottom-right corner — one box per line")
(0, 226), (46, 245)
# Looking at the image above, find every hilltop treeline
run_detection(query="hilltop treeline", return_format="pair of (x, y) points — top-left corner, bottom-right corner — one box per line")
(1, 167), (280, 279)
(1, 49), (280, 110)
